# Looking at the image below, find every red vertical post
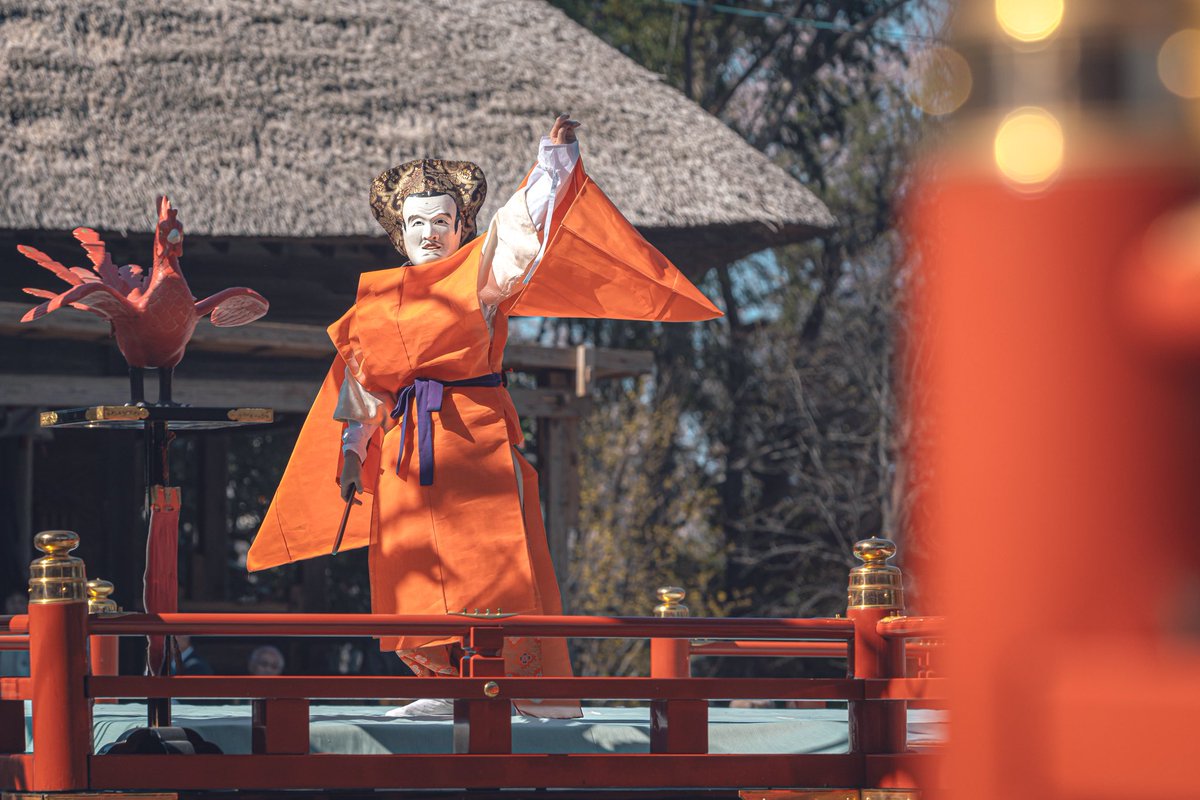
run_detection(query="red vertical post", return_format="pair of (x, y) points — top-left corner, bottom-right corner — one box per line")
(847, 538), (907, 786)
(453, 626), (511, 754)
(649, 637), (690, 679)
(27, 531), (91, 791)
(87, 579), (120, 684)
(649, 586), (706, 753)
(88, 636), (118, 679)
(649, 586), (691, 678)
(252, 698), (310, 754)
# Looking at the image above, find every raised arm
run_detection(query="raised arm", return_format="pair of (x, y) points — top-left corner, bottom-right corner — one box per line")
(478, 115), (581, 317)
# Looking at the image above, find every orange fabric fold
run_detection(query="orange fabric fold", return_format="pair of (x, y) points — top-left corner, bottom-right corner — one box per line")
(247, 364), (380, 570)
(503, 170), (722, 322)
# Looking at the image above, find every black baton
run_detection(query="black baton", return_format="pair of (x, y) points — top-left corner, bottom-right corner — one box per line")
(331, 494), (358, 555)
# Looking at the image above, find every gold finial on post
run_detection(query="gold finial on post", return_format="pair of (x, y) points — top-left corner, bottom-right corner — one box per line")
(654, 586), (689, 617)
(847, 537), (905, 612)
(86, 579), (119, 614)
(28, 531), (88, 605)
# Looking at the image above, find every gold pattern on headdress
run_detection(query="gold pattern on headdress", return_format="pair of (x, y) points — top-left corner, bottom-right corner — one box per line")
(369, 159), (487, 259)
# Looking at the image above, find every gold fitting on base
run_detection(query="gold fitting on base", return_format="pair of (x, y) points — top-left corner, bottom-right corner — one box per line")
(847, 537), (905, 612)
(29, 530), (88, 605)
(483, 680), (500, 698)
(228, 408), (274, 423)
(87, 578), (120, 614)
(654, 586), (689, 617)
(85, 405), (150, 422)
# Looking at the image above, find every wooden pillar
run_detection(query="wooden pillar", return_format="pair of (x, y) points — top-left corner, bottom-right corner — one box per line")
(193, 433), (231, 604)
(16, 431), (33, 570)
(536, 370), (581, 600)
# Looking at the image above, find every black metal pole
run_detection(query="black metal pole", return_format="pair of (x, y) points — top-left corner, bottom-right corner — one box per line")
(144, 418), (172, 728)
(129, 367), (145, 405)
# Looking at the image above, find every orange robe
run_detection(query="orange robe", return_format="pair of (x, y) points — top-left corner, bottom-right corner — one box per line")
(247, 161), (721, 705)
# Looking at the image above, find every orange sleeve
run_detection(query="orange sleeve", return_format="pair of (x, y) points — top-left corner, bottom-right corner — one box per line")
(502, 162), (722, 322)
(246, 360), (379, 571)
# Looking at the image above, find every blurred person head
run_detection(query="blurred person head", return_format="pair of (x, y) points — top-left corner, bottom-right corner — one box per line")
(248, 644), (285, 676)
(4, 591), (27, 615)
(729, 698), (774, 709)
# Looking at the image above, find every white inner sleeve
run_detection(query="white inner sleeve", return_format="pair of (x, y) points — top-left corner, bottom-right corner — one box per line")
(478, 137), (580, 331)
(335, 367), (392, 460)
(341, 420), (373, 463)
(523, 136), (580, 277)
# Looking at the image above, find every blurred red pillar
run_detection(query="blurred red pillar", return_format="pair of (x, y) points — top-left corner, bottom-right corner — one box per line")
(911, 137), (1200, 798)
(908, 4), (1200, 794)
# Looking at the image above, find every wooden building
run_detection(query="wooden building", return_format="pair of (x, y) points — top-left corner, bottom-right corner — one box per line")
(0, 0), (832, 650)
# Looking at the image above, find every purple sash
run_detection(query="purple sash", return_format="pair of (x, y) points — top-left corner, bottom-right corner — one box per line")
(390, 372), (505, 486)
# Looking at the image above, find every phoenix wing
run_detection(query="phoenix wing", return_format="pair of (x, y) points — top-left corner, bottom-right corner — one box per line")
(195, 288), (269, 327)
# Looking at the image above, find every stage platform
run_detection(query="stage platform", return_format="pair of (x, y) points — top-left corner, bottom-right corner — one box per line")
(18, 703), (946, 755)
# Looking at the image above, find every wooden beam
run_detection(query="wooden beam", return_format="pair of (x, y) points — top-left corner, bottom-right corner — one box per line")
(195, 435), (231, 604)
(0, 373), (319, 413)
(506, 343), (654, 379)
(535, 372), (582, 604)
(0, 374), (591, 420)
(0, 301), (656, 376)
(507, 388), (589, 420)
(0, 301), (332, 359)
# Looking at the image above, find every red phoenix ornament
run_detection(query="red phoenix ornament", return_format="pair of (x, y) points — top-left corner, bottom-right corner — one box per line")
(18, 196), (269, 403)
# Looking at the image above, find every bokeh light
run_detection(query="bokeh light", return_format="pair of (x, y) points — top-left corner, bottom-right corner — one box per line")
(993, 107), (1064, 188)
(907, 46), (973, 116)
(1158, 29), (1200, 99)
(995, 0), (1065, 43)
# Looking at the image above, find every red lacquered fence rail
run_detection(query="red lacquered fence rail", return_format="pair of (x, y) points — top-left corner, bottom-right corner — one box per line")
(0, 532), (944, 797)
(690, 640), (849, 658)
(0, 636), (28, 652)
(877, 615), (945, 640)
(88, 613), (857, 640)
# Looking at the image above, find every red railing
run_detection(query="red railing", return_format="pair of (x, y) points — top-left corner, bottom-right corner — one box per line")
(0, 636), (28, 653)
(0, 617), (28, 635)
(0, 608), (945, 795)
(88, 613), (856, 639)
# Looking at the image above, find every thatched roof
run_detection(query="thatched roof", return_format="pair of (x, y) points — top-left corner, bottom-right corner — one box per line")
(0, 0), (834, 273)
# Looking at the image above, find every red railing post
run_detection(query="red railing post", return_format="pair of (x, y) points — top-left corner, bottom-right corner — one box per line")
(27, 531), (91, 791)
(847, 538), (907, 786)
(649, 587), (691, 679)
(453, 625), (511, 754)
(87, 579), (120, 683)
(252, 699), (310, 754)
(649, 587), (706, 754)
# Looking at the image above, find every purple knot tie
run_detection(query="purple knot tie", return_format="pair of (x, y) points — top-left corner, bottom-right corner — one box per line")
(390, 373), (504, 486)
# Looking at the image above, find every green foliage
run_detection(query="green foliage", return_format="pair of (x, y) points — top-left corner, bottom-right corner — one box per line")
(567, 382), (735, 676)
